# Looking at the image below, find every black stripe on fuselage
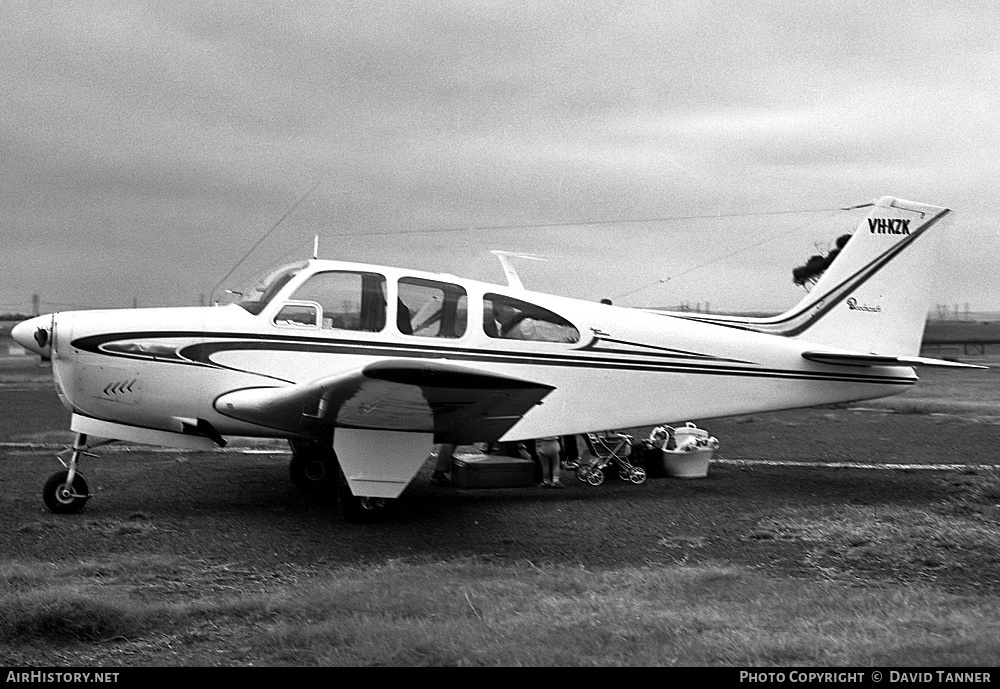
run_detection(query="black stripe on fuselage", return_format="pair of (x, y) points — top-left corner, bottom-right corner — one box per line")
(71, 330), (915, 387)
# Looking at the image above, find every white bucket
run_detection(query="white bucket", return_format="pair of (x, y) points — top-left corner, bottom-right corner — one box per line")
(662, 447), (713, 478)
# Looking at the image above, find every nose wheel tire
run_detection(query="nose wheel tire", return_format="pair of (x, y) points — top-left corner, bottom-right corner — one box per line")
(43, 470), (90, 514)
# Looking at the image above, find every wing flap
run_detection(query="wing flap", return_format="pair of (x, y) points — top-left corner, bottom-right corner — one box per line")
(215, 359), (554, 442)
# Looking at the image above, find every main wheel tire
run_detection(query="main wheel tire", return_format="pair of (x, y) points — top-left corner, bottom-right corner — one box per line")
(586, 468), (605, 486)
(289, 450), (338, 497)
(43, 470), (89, 514)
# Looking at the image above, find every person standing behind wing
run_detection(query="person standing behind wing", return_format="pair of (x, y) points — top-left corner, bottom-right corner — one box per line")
(535, 436), (564, 488)
(519, 436), (564, 488)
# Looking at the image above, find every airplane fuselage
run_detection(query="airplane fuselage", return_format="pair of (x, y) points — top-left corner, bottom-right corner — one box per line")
(26, 259), (916, 447)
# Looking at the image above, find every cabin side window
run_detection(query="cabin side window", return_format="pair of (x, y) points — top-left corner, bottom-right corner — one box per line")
(290, 271), (387, 332)
(483, 294), (579, 343)
(397, 278), (467, 338)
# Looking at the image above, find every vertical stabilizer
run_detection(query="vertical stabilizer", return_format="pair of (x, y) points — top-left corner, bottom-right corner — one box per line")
(784, 196), (952, 355)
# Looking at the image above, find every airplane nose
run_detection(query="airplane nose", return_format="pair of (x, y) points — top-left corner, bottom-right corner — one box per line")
(12, 315), (52, 356)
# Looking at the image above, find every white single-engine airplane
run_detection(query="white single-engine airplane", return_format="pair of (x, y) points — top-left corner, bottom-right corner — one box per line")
(13, 196), (980, 522)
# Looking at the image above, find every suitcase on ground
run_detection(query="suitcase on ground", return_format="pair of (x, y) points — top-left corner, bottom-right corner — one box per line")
(451, 454), (537, 488)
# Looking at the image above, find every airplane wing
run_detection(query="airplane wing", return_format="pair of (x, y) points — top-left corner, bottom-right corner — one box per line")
(214, 359), (555, 443)
(802, 351), (987, 369)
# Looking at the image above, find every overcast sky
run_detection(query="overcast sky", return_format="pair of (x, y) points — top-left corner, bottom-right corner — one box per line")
(2, 1), (998, 314)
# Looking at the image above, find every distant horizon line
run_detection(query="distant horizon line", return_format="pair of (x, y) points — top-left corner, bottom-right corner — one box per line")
(3, 308), (1000, 322)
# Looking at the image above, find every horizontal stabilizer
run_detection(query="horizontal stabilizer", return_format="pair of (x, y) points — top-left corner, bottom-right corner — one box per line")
(896, 355), (987, 369)
(803, 351), (986, 369)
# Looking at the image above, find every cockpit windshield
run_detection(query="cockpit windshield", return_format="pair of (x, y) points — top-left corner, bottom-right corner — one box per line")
(221, 262), (308, 315)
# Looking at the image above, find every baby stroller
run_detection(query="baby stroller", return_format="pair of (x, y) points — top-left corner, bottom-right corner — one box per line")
(576, 432), (647, 486)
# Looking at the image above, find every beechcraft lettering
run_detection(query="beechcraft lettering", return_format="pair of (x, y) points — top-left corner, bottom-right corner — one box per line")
(868, 217), (910, 234)
(846, 298), (882, 313)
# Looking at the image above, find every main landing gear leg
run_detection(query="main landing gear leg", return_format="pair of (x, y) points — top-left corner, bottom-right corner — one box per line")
(287, 440), (395, 523)
(43, 432), (96, 514)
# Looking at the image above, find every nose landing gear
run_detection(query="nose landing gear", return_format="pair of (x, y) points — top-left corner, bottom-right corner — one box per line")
(42, 433), (113, 514)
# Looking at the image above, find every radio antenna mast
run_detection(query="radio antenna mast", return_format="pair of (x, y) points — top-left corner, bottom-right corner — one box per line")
(210, 177), (325, 302)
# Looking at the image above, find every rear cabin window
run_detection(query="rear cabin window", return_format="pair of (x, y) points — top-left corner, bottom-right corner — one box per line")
(397, 278), (468, 338)
(289, 271), (387, 332)
(483, 294), (579, 343)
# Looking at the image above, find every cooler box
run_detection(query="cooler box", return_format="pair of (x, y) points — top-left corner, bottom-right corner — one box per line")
(661, 447), (713, 478)
(672, 422), (709, 450)
(451, 454), (537, 488)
